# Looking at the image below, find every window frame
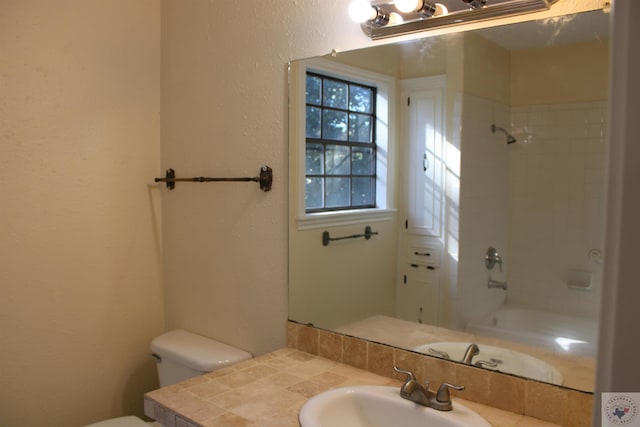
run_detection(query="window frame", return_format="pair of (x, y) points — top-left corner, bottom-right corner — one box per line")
(289, 57), (396, 230)
(304, 71), (378, 213)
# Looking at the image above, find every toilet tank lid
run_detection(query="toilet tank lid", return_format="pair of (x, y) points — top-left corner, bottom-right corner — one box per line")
(151, 329), (252, 372)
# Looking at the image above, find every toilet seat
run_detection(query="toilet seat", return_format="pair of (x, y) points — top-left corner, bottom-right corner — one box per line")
(84, 416), (149, 427)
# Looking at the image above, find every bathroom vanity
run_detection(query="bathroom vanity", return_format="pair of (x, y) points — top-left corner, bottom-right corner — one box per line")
(144, 346), (586, 427)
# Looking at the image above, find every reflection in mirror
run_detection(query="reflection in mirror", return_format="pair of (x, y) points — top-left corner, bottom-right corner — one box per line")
(289, 9), (609, 393)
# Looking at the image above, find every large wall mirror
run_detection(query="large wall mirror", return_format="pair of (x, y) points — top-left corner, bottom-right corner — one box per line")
(289, 9), (609, 393)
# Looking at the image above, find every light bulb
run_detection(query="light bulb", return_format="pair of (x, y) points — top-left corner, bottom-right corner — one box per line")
(434, 3), (448, 15)
(395, 0), (422, 13)
(349, 0), (377, 23)
(388, 12), (404, 25)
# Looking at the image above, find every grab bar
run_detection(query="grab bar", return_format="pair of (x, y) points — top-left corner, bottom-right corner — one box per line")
(322, 226), (379, 246)
(154, 166), (272, 191)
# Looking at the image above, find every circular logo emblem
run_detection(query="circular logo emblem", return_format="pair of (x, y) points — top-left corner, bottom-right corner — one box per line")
(605, 395), (639, 425)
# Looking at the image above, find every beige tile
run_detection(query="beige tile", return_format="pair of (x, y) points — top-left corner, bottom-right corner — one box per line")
(455, 364), (490, 405)
(343, 336), (367, 370)
(489, 373), (525, 414)
(309, 371), (349, 387)
(261, 371), (306, 388)
(286, 379), (331, 398)
(200, 411), (252, 427)
(285, 350), (315, 362)
(524, 381), (568, 426)
(422, 354), (456, 388)
(228, 389), (305, 422)
(215, 371), (258, 390)
(188, 381), (233, 399)
(393, 349), (427, 384)
(366, 342), (395, 378)
(566, 389), (594, 427)
(296, 324), (318, 355)
(178, 400), (227, 425)
(318, 330), (342, 362)
(514, 417), (561, 427)
(286, 321), (297, 348)
(293, 356), (337, 379)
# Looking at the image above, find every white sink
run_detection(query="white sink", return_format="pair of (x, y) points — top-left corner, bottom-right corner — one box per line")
(416, 341), (564, 386)
(299, 385), (491, 427)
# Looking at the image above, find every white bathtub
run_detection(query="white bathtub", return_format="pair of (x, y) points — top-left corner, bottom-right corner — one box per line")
(466, 305), (598, 358)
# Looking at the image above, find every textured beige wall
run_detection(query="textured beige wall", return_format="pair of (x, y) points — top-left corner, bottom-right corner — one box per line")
(462, 33), (511, 105)
(0, 1), (163, 426)
(511, 40), (609, 106)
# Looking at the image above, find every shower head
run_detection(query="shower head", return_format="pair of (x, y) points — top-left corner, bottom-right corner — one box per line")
(491, 124), (517, 144)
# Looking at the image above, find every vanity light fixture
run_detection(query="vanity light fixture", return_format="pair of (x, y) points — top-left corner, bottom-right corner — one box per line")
(351, 0), (558, 40)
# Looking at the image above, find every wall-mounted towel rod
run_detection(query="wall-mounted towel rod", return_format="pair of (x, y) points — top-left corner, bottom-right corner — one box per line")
(322, 225), (379, 246)
(154, 166), (272, 191)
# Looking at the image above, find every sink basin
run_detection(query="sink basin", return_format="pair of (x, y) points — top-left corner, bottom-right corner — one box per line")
(415, 341), (564, 385)
(299, 385), (491, 427)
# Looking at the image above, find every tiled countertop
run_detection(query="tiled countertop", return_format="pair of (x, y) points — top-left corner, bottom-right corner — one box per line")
(144, 348), (562, 427)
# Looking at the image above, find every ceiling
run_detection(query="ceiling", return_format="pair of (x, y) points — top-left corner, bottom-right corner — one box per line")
(475, 8), (610, 50)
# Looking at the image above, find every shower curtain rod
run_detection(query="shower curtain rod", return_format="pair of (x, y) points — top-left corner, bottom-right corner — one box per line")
(154, 166), (272, 192)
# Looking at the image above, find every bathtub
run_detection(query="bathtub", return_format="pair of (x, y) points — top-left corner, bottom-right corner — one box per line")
(466, 305), (598, 358)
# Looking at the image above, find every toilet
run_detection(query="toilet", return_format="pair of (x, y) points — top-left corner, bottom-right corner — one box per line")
(85, 329), (252, 427)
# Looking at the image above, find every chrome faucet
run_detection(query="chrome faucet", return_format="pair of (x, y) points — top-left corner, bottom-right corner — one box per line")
(393, 366), (464, 411)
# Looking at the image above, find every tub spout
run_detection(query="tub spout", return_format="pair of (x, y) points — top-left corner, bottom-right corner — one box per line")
(488, 279), (507, 290)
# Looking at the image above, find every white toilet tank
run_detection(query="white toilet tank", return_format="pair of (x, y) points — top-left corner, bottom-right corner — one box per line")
(151, 329), (252, 387)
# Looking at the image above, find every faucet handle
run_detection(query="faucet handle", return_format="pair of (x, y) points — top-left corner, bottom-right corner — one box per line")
(393, 366), (421, 396)
(436, 383), (465, 403)
(393, 366), (416, 382)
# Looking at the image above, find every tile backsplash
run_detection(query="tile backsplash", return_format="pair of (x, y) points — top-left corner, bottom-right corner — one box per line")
(288, 321), (593, 427)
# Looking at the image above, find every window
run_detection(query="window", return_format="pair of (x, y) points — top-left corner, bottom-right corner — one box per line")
(305, 73), (377, 212)
(290, 57), (395, 229)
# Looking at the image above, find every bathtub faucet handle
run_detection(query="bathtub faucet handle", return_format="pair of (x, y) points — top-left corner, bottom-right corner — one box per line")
(485, 247), (503, 272)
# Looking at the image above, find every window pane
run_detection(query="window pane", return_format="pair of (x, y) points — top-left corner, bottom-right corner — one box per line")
(305, 177), (324, 210)
(349, 113), (372, 143)
(352, 147), (374, 175)
(306, 75), (322, 105)
(325, 145), (350, 175)
(326, 178), (350, 208)
(352, 177), (374, 206)
(349, 85), (373, 113)
(304, 72), (377, 213)
(322, 110), (348, 141)
(305, 143), (324, 175)
(323, 80), (348, 109)
(306, 106), (321, 139)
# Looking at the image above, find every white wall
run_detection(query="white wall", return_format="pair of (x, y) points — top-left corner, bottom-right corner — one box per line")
(0, 1), (163, 426)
